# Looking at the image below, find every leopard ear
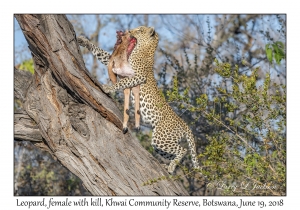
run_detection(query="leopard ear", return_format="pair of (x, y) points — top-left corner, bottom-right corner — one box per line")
(149, 27), (155, 37)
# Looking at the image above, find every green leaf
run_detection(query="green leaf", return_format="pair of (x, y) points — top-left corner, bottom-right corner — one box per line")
(275, 41), (284, 49)
(274, 53), (283, 64)
(19, 59), (34, 74)
(272, 151), (277, 159)
(265, 44), (273, 63)
(273, 42), (285, 64)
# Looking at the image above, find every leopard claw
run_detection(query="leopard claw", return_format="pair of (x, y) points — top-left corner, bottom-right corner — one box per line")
(122, 127), (128, 134)
(77, 36), (89, 48)
(161, 163), (168, 170)
(101, 84), (112, 94)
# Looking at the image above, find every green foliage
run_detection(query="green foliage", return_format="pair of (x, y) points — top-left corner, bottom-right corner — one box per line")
(199, 60), (285, 195)
(265, 41), (285, 65)
(156, 58), (286, 196)
(168, 77), (190, 102)
(19, 58), (34, 74)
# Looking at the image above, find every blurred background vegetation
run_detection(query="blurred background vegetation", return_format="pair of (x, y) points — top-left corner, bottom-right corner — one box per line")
(14, 14), (285, 196)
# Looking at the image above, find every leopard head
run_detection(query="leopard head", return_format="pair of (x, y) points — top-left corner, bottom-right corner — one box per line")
(128, 26), (159, 58)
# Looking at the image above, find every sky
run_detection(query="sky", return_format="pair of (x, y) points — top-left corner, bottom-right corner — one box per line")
(14, 18), (25, 48)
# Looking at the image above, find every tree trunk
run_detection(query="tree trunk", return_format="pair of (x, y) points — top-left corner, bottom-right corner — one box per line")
(14, 14), (188, 196)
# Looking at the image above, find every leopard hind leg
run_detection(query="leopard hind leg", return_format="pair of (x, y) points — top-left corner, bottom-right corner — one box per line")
(151, 130), (187, 174)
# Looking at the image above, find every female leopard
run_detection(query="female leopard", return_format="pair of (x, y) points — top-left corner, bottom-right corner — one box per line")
(78, 26), (200, 174)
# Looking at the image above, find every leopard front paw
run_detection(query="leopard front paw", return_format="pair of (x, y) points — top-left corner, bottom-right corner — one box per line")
(160, 163), (168, 170)
(77, 36), (90, 49)
(167, 163), (176, 175)
(101, 84), (114, 94)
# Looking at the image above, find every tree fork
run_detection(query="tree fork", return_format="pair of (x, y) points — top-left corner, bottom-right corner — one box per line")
(14, 14), (188, 196)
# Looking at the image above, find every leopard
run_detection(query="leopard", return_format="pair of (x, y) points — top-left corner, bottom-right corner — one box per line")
(78, 26), (200, 174)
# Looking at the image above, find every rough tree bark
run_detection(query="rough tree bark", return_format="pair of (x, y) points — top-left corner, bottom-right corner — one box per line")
(14, 14), (188, 196)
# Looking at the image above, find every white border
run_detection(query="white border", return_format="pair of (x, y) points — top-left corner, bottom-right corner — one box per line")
(3, 0), (298, 209)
